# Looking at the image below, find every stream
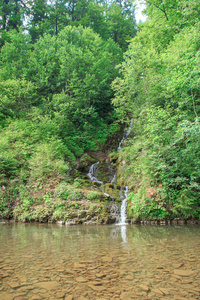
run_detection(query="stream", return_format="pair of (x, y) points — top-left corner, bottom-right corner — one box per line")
(0, 223), (199, 300)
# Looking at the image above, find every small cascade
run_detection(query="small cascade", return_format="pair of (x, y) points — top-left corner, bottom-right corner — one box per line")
(86, 118), (133, 226)
(87, 162), (103, 184)
(111, 173), (116, 184)
(116, 119), (133, 224)
(117, 118), (134, 151)
(105, 159), (116, 184)
(118, 186), (129, 225)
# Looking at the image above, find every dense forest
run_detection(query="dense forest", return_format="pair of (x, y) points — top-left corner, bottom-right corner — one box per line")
(0, 0), (199, 223)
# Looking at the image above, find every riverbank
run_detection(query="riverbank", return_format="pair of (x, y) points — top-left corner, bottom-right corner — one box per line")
(1, 131), (200, 226)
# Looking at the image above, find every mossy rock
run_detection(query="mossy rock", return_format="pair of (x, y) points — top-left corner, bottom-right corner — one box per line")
(103, 183), (121, 202)
(97, 160), (110, 183)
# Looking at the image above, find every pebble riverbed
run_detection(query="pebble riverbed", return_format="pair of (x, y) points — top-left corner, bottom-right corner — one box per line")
(0, 223), (199, 300)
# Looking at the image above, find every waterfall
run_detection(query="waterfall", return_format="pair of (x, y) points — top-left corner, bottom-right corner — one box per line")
(117, 118), (133, 225)
(109, 118), (134, 185)
(87, 118), (133, 227)
(105, 158), (116, 184)
(117, 118), (134, 151)
(87, 161), (103, 184)
(118, 186), (129, 225)
(111, 173), (116, 184)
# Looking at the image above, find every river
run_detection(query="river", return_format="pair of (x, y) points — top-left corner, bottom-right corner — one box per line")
(0, 223), (199, 299)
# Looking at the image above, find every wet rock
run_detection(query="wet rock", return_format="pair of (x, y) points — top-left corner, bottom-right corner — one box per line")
(174, 263), (184, 269)
(13, 292), (28, 299)
(151, 288), (164, 295)
(87, 284), (105, 292)
(96, 273), (106, 279)
(177, 219), (186, 225)
(125, 275), (133, 280)
(30, 296), (43, 300)
(78, 296), (88, 300)
(101, 256), (113, 263)
(56, 292), (66, 298)
(150, 221), (156, 225)
(187, 219), (199, 225)
(65, 296), (73, 300)
(65, 221), (78, 226)
(38, 217), (48, 223)
(73, 263), (86, 269)
(174, 269), (195, 277)
(159, 287), (170, 295)
(160, 220), (167, 225)
(75, 276), (88, 283)
(0, 293), (14, 300)
(138, 284), (149, 292)
(156, 266), (164, 269)
(7, 281), (20, 289)
(120, 292), (135, 299)
(171, 219), (178, 225)
(35, 281), (61, 291)
(56, 220), (65, 225)
(83, 220), (98, 225)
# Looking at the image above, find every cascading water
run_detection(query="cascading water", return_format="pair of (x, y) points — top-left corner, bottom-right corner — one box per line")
(117, 118), (134, 151)
(119, 186), (129, 225)
(87, 118), (133, 228)
(105, 158), (116, 184)
(87, 161), (103, 184)
(114, 119), (133, 225)
(110, 118), (134, 187)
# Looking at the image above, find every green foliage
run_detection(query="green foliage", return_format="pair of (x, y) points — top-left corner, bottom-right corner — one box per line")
(127, 192), (169, 220)
(0, 79), (36, 125)
(113, 3), (200, 220)
(56, 183), (82, 201)
(0, 0), (24, 46)
(73, 178), (83, 188)
(87, 191), (100, 201)
(28, 140), (71, 182)
(0, 118), (75, 184)
(0, 23), (123, 221)
(118, 106), (200, 220)
(0, 25), (122, 155)
(0, 29), (32, 80)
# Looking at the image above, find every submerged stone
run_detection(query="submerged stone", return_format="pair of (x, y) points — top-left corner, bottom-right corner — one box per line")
(174, 269), (195, 277)
(35, 281), (60, 291)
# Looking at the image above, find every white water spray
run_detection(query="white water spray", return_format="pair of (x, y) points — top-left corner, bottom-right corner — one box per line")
(87, 161), (103, 184)
(119, 186), (129, 225)
(117, 118), (134, 151)
(117, 119), (133, 225)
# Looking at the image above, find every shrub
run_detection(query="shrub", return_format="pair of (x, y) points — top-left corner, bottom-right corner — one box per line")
(87, 191), (100, 201)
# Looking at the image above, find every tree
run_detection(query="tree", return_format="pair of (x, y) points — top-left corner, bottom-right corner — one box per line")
(112, 0), (200, 220)
(106, 2), (136, 51)
(0, 0), (27, 46)
(28, 0), (50, 42)
(48, 0), (69, 35)
(0, 28), (32, 80)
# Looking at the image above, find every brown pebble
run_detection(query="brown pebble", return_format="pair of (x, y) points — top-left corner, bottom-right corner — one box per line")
(174, 269), (195, 277)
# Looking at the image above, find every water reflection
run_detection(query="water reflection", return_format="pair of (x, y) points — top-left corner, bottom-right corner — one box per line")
(121, 224), (128, 243)
(0, 223), (199, 300)
(109, 224), (128, 243)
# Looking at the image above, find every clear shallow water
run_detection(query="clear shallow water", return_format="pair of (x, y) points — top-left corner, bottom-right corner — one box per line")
(0, 223), (199, 300)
